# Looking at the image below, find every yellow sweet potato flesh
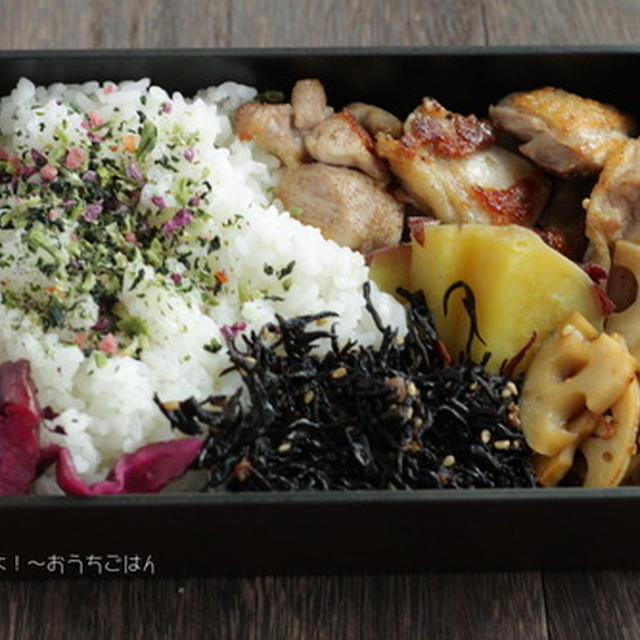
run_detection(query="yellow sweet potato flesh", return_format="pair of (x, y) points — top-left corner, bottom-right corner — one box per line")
(410, 224), (604, 372)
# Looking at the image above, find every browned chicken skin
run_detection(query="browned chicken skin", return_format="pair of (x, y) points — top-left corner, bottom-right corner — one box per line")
(276, 164), (404, 253)
(304, 110), (389, 181)
(345, 102), (403, 138)
(585, 139), (640, 271)
(490, 87), (634, 176)
(377, 98), (550, 226)
(234, 102), (307, 167)
(291, 79), (334, 131)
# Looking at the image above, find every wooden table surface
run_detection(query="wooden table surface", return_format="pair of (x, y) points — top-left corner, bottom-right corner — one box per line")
(2, 1), (640, 638)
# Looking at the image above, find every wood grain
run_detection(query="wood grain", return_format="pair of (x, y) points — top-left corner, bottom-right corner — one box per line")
(484, 0), (640, 45)
(0, 0), (231, 49)
(544, 572), (640, 640)
(0, 572), (547, 640)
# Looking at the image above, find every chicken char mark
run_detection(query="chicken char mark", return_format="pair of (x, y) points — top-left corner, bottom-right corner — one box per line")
(376, 97), (551, 226)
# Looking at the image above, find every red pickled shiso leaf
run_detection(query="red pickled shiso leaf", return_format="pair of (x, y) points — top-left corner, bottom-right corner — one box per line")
(55, 438), (204, 496)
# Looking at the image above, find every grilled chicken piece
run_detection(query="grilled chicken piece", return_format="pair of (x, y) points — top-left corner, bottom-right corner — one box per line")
(345, 102), (403, 138)
(490, 87), (634, 176)
(276, 164), (404, 253)
(304, 110), (389, 182)
(291, 79), (334, 131)
(376, 98), (550, 226)
(234, 102), (307, 167)
(585, 139), (640, 271)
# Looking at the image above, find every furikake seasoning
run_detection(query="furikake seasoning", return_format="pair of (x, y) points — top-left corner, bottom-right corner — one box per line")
(157, 283), (537, 491)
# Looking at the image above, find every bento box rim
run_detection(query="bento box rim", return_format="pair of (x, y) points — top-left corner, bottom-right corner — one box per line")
(2, 44), (640, 58)
(2, 486), (640, 509)
(0, 44), (639, 508)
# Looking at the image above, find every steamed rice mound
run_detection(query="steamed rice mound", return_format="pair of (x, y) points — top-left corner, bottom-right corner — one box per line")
(0, 78), (406, 492)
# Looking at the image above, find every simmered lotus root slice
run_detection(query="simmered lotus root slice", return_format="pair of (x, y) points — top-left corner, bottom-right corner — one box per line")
(536, 381), (640, 487)
(581, 379), (640, 486)
(520, 311), (638, 457)
(607, 240), (640, 362)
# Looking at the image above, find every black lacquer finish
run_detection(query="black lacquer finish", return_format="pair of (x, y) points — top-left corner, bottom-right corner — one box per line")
(1, 47), (639, 575)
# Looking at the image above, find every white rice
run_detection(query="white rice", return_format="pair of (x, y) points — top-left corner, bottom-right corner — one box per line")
(0, 78), (406, 492)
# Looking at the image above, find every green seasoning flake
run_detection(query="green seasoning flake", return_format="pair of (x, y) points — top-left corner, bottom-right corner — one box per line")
(116, 314), (149, 337)
(94, 351), (108, 368)
(136, 120), (158, 160)
(203, 338), (222, 354)
(43, 300), (66, 330)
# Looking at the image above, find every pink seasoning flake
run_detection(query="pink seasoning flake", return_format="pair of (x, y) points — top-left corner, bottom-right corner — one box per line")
(170, 273), (183, 285)
(184, 147), (196, 162)
(40, 164), (58, 182)
(126, 162), (145, 185)
(65, 148), (85, 170)
(103, 84), (116, 95)
(220, 322), (248, 340)
(48, 209), (60, 222)
(88, 110), (105, 128)
(151, 195), (167, 210)
(73, 332), (88, 348)
(161, 102), (172, 114)
(98, 333), (118, 354)
(123, 232), (137, 244)
(162, 208), (192, 234)
(82, 203), (103, 222)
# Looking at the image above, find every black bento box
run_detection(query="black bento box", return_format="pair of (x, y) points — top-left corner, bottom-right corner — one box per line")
(0, 47), (639, 577)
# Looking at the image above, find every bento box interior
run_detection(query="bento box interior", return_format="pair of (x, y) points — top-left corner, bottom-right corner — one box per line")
(0, 47), (638, 118)
(1, 48), (640, 575)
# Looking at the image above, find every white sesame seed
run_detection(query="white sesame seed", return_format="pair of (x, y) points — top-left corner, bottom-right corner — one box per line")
(481, 429), (491, 444)
(443, 454), (456, 467)
(331, 367), (348, 379)
(494, 440), (511, 450)
(278, 442), (292, 453)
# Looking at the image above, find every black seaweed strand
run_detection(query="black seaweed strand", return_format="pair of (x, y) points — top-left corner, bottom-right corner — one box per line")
(156, 286), (537, 491)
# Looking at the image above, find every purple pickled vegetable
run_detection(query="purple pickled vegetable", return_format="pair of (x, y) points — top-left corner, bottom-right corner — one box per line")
(0, 405), (41, 495)
(0, 361), (41, 496)
(54, 438), (203, 496)
(0, 360), (40, 417)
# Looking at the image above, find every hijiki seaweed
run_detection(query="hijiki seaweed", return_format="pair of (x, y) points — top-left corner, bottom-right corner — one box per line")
(157, 283), (538, 490)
